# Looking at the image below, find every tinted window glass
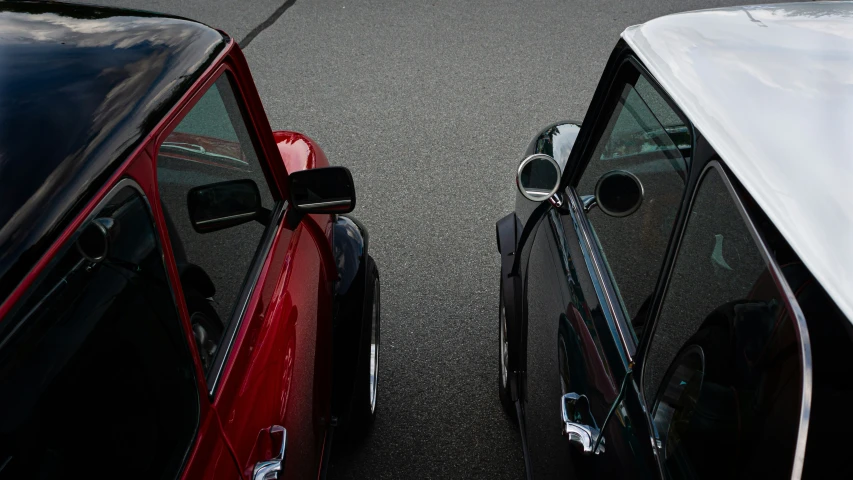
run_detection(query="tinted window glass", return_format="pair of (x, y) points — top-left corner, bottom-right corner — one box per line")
(644, 168), (804, 479)
(578, 74), (690, 341)
(0, 186), (198, 480)
(156, 74), (274, 374)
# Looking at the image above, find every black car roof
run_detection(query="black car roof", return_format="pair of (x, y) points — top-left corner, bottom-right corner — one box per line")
(0, 1), (228, 303)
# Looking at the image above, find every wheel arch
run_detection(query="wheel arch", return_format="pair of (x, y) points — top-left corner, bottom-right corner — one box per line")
(330, 214), (372, 422)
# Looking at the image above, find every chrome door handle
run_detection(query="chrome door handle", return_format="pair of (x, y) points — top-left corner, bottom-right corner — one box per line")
(561, 393), (605, 454)
(253, 425), (287, 480)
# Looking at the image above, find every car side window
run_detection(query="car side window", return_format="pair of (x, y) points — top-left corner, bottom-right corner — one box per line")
(0, 185), (199, 479)
(643, 167), (805, 479)
(156, 73), (275, 375)
(576, 72), (691, 341)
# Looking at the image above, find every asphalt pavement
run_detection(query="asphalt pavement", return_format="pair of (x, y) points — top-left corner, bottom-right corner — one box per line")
(93, 1), (795, 477)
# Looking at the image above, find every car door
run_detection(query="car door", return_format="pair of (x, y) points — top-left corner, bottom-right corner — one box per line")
(639, 162), (811, 480)
(153, 62), (335, 480)
(521, 55), (691, 479)
(0, 176), (240, 480)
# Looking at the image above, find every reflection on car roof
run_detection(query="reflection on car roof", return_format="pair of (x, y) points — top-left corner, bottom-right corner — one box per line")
(623, 3), (853, 322)
(0, 2), (228, 302)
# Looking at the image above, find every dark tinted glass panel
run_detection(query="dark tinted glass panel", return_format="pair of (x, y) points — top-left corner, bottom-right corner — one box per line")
(578, 74), (690, 342)
(156, 73), (274, 375)
(0, 186), (198, 480)
(644, 168), (804, 480)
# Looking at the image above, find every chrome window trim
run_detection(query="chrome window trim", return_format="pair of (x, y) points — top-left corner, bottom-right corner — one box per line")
(641, 161), (812, 480)
(206, 200), (287, 396)
(566, 189), (636, 366)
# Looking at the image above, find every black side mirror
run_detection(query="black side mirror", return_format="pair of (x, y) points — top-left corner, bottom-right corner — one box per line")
(288, 167), (356, 214)
(187, 179), (267, 233)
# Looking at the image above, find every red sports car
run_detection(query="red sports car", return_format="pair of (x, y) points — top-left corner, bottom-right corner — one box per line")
(0, 2), (380, 479)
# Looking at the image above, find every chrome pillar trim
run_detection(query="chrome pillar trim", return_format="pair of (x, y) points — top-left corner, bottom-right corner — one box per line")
(706, 161), (812, 480)
(566, 190), (636, 363)
(642, 160), (812, 480)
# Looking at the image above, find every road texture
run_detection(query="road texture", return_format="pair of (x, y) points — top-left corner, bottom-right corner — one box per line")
(92, 1), (795, 477)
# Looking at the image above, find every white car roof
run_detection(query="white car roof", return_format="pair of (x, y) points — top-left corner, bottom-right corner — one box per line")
(622, 2), (853, 322)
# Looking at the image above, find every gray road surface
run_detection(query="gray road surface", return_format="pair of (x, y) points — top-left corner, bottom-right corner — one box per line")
(92, 1), (795, 477)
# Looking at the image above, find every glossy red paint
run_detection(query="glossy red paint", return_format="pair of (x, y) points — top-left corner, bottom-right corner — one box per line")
(1, 27), (344, 480)
(148, 42), (338, 480)
(273, 130), (331, 174)
(213, 217), (334, 480)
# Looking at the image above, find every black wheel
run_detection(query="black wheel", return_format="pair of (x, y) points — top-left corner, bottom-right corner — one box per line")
(498, 281), (517, 421)
(349, 255), (380, 434)
(185, 288), (223, 373)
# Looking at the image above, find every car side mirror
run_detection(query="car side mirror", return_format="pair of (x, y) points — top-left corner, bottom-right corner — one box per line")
(516, 154), (562, 202)
(593, 170), (644, 217)
(187, 179), (267, 233)
(288, 166), (356, 214)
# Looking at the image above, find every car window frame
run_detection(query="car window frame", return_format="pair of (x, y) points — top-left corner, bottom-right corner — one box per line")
(152, 62), (287, 397)
(638, 160), (813, 480)
(562, 52), (696, 364)
(566, 49), (695, 189)
(0, 176), (203, 478)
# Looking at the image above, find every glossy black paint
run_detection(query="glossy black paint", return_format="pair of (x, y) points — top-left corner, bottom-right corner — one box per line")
(0, 1), (228, 302)
(508, 48), (710, 480)
(330, 214), (373, 432)
(524, 121), (582, 168)
(333, 215), (367, 297)
(504, 51), (680, 480)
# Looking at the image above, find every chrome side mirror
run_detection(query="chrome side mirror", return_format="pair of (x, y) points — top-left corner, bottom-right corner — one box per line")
(516, 154), (561, 202)
(593, 170), (644, 217)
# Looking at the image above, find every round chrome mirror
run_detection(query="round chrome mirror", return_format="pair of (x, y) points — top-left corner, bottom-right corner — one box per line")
(594, 170), (644, 217)
(516, 153), (561, 202)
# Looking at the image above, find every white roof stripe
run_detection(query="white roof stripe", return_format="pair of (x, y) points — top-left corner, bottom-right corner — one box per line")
(622, 2), (853, 322)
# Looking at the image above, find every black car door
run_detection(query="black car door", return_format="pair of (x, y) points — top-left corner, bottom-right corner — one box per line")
(519, 53), (693, 479)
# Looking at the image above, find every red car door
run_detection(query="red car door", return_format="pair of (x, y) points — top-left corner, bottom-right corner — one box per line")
(152, 48), (335, 480)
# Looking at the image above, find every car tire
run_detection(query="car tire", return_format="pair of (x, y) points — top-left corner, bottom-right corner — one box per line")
(348, 255), (380, 435)
(185, 288), (223, 373)
(498, 282), (517, 422)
